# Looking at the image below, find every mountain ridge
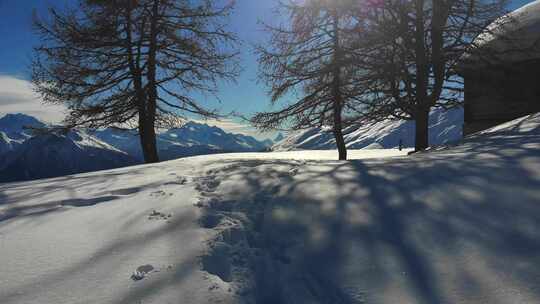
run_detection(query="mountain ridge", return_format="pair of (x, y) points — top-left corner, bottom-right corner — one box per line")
(273, 107), (464, 151)
(0, 113), (272, 182)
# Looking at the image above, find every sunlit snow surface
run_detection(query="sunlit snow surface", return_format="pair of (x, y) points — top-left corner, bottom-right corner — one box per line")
(1, 113), (540, 304)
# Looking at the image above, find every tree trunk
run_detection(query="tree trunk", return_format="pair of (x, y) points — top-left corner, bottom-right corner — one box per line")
(331, 8), (347, 161)
(125, 2), (159, 163)
(137, 0), (160, 164)
(333, 108), (347, 160)
(414, 106), (430, 151)
(138, 113), (159, 163)
(413, 0), (430, 152)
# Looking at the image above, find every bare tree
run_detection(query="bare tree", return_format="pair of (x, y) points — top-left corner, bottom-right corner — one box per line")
(350, 0), (509, 151)
(251, 0), (365, 160)
(32, 0), (239, 163)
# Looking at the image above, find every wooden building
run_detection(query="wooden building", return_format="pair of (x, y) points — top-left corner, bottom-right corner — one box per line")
(459, 1), (540, 135)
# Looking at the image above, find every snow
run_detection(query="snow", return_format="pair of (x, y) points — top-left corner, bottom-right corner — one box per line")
(1, 112), (540, 304)
(0, 131), (15, 155)
(461, 0), (540, 66)
(70, 130), (130, 154)
(273, 107), (463, 151)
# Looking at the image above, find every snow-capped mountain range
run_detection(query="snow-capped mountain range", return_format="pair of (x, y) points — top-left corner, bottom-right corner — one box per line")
(0, 114), (272, 183)
(90, 122), (270, 162)
(272, 107), (464, 151)
(0, 129), (138, 183)
(0, 108), (464, 183)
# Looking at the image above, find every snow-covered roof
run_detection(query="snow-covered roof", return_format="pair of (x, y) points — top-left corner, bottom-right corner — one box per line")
(460, 0), (540, 69)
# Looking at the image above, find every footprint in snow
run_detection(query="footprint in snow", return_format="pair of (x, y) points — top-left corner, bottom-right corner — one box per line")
(148, 210), (173, 222)
(150, 190), (173, 197)
(289, 167), (299, 176)
(131, 264), (155, 281)
(164, 175), (188, 186)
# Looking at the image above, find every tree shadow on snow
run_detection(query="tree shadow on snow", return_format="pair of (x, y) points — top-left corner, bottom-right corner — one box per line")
(0, 168), (171, 226)
(208, 128), (540, 304)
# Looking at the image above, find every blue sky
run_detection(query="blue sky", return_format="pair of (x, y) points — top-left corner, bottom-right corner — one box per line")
(0, 0), (281, 139)
(0, 0), (535, 139)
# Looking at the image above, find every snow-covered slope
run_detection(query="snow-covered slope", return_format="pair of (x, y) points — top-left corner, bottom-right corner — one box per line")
(0, 114), (45, 168)
(273, 107), (463, 151)
(162, 122), (267, 153)
(1, 112), (539, 304)
(0, 130), (138, 183)
(0, 131), (16, 155)
(90, 127), (144, 159)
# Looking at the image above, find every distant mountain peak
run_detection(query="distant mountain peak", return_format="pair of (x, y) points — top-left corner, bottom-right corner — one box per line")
(0, 113), (46, 132)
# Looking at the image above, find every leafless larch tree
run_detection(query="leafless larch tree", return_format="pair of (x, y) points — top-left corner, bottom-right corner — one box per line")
(32, 0), (239, 163)
(251, 0), (366, 160)
(349, 0), (510, 151)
